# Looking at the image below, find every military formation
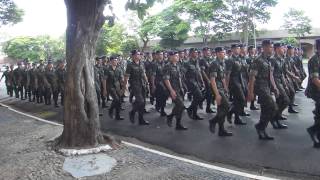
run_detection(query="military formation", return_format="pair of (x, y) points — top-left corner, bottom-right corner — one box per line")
(1, 38), (320, 148)
(1, 60), (66, 107)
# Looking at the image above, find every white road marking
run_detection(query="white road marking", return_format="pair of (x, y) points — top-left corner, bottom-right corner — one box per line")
(0, 102), (279, 180)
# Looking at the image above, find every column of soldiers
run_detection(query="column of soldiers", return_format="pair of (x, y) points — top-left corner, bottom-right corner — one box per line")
(1, 59), (66, 107)
(3, 38), (320, 148)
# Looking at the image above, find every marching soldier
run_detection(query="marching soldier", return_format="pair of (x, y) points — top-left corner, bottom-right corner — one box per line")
(284, 46), (300, 113)
(105, 56), (124, 120)
(23, 60), (32, 102)
(144, 52), (155, 105)
(226, 44), (247, 125)
(124, 50), (149, 125)
(208, 47), (233, 137)
(44, 61), (58, 106)
(164, 51), (188, 130)
(0, 66), (9, 95)
(13, 62), (24, 99)
(246, 45), (259, 110)
(56, 60), (66, 106)
(185, 48), (205, 120)
(151, 50), (169, 116)
(35, 62), (46, 104)
(271, 42), (289, 129)
(29, 63), (38, 102)
(199, 47), (215, 113)
(305, 39), (320, 148)
(94, 57), (103, 107)
(248, 40), (279, 140)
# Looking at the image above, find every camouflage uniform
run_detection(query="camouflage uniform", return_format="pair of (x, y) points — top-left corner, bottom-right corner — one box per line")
(250, 53), (278, 134)
(163, 61), (187, 130)
(105, 65), (124, 120)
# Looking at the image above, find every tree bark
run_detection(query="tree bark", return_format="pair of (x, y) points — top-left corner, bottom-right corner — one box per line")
(56, 0), (109, 148)
(142, 39), (149, 52)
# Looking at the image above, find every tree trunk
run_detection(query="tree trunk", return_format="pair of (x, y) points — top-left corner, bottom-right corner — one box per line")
(56, 0), (108, 148)
(142, 39), (149, 52)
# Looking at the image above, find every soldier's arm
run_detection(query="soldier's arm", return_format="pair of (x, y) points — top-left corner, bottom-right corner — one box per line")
(225, 60), (232, 90)
(209, 63), (221, 105)
(163, 67), (176, 99)
(309, 58), (320, 90)
(248, 61), (258, 101)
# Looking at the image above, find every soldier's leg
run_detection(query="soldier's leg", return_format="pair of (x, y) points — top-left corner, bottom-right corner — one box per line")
(190, 87), (204, 120)
(96, 90), (101, 106)
(132, 89), (149, 125)
(159, 88), (168, 116)
(14, 85), (19, 98)
(114, 93), (123, 120)
(205, 86), (214, 113)
(307, 99), (320, 148)
(8, 85), (13, 97)
(209, 92), (232, 136)
(108, 90), (117, 118)
(232, 87), (247, 125)
(173, 95), (187, 130)
(273, 85), (289, 129)
(61, 89), (64, 106)
(6, 84), (9, 95)
(53, 88), (59, 107)
(287, 82), (298, 113)
(255, 93), (277, 140)
(20, 85), (24, 100)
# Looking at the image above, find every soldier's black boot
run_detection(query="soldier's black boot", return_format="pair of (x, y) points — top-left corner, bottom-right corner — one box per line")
(255, 123), (274, 140)
(160, 107), (167, 117)
(138, 113), (149, 125)
(102, 100), (107, 108)
(175, 118), (187, 130)
(227, 109), (233, 124)
(307, 126), (320, 146)
(279, 115), (287, 120)
(240, 110), (250, 116)
(108, 104), (114, 119)
(250, 101), (259, 110)
(54, 101), (59, 108)
(288, 105), (299, 113)
(48, 98), (51, 105)
(218, 122), (233, 137)
(40, 96), (43, 103)
(186, 106), (193, 119)
(115, 107), (124, 121)
(166, 114), (174, 127)
(234, 114), (246, 125)
(275, 119), (287, 129)
(209, 117), (217, 134)
(206, 104), (215, 113)
(193, 113), (204, 120)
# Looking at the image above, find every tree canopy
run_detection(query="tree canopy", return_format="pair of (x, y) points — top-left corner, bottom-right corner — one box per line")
(283, 8), (312, 39)
(0, 0), (24, 26)
(2, 36), (65, 61)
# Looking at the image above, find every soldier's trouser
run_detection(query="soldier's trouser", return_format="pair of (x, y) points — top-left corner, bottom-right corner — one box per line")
(7, 85), (13, 97)
(17, 85), (24, 99)
(309, 98), (320, 133)
(52, 88), (59, 105)
(275, 83), (290, 119)
(286, 78), (296, 105)
(190, 86), (203, 116)
(44, 87), (52, 105)
(109, 90), (121, 116)
(131, 86), (146, 118)
(171, 92), (185, 120)
(36, 87), (44, 103)
(155, 85), (168, 111)
(96, 90), (101, 106)
(205, 84), (213, 108)
(212, 91), (229, 125)
(230, 85), (246, 116)
(256, 90), (278, 130)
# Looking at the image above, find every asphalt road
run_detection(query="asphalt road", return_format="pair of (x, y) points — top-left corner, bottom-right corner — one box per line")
(0, 69), (319, 179)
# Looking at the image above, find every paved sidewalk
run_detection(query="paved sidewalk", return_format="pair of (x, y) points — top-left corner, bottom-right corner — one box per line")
(0, 105), (258, 180)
